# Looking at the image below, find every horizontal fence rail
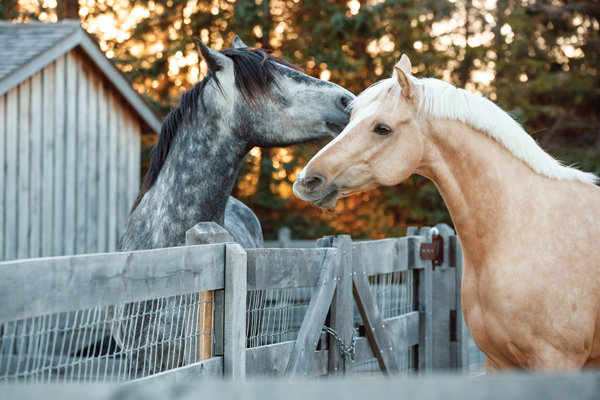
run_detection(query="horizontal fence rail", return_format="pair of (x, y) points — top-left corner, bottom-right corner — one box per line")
(0, 222), (485, 385)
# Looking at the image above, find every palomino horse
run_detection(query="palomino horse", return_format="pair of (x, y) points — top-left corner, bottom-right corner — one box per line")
(293, 55), (600, 371)
(112, 36), (354, 375)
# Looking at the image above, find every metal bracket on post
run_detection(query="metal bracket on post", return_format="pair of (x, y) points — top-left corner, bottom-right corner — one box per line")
(420, 233), (444, 268)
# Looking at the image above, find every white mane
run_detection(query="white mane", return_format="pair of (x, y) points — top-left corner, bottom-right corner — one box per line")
(349, 74), (598, 185)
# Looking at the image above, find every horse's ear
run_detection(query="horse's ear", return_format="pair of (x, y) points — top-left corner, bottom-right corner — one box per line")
(394, 54), (416, 100)
(196, 39), (232, 72)
(232, 35), (248, 50)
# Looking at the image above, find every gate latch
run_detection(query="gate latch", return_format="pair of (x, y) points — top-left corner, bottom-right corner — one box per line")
(420, 233), (444, 268)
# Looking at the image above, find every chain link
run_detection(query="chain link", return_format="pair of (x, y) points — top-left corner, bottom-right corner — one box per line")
(322, 325), (358, 363)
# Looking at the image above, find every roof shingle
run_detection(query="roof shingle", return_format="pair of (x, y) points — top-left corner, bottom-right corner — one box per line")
(0, 20), (80, 81)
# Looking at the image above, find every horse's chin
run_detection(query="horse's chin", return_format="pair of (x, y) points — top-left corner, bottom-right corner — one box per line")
(310, 189), (339, 210)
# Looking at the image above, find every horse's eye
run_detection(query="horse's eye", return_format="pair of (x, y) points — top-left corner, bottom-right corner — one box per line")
(374, 124), (392, 136)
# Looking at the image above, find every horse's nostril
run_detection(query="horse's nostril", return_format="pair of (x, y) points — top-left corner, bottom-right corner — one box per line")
(304, 174), (325, 192)
(339, 94), (352, 110)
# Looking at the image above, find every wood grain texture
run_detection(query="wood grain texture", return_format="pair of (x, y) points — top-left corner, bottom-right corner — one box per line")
(352, 271), (399, 374)
(0, 243), (227, 322)
(246, 248), (328, 290)
(246, 341), (329, 378)
(116, 101), (127, 241)
(354, 313), (419, 364)
(41, 61), (55, 257)
(417, 228), (433, 371)
(223, 243), (247, 381)
(452, 236), (471, 371)
(107, 90), (118, 252)
(52, 55), (65, 257)
(430, 225), (452, 369)
(0, 95), (5, 260)
(328, 235), (353, 375)
(76, 61), (88, 255)
(4, 88), (17, 261)
(63, 51), (77, 256)
(133, 356), (223, 383)
(284, 249), (336, 378)
(17, 77), (30, 259)
(128, 115), (141, 209)
(3, 372), (600, 400)
(86, 71), (99, 254)
(29, 71), (43, 258)
(96, 80), (108, 253)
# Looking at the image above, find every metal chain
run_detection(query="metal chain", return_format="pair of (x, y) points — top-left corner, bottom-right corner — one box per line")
(322, 325), (358, 363)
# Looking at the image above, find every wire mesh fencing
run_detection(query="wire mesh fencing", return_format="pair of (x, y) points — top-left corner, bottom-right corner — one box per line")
(0, 292), (214, 384)
(246, 287), (312, 348)
(354, 270), (416, 375)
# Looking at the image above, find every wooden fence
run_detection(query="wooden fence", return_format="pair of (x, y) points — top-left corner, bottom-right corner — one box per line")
(0, 222), (482, 384)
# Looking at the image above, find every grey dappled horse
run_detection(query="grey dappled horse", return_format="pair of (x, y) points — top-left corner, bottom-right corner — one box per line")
(110, 36), (354, 375)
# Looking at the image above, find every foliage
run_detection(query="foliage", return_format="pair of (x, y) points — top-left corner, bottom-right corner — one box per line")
(6, 0), (600, 239)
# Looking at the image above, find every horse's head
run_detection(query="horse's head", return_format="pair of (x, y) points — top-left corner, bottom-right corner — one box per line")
(197, 37), (354, 148)
(293, 55), (424, 209)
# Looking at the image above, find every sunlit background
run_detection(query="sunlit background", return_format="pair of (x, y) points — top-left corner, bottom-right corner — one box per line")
(3, 0), (600, 239)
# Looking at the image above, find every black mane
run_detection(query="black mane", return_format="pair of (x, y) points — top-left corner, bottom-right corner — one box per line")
(131, 47), (300, 212)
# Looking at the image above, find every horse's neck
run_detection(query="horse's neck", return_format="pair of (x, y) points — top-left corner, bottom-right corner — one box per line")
(418, 119), (539, 267)
(120, 122), (247, 251)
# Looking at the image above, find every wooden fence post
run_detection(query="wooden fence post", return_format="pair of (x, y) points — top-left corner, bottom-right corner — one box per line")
(328, 235), (354, 376)
(278, 227), (291, 248)
(452, 236), (471, 372)
(432, 223), (454, 370)
(184, 222), (234, 365)
(408, 227), (433, 372)
(224, 243), (247, 380)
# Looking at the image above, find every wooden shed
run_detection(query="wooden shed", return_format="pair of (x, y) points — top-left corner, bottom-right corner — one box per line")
(0, 20), (162, 261)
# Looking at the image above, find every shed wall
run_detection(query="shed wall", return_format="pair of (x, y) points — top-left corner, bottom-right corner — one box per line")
(0, 49), (141, 260)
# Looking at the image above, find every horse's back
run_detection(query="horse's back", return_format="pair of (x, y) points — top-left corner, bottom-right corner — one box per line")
(224, 196), (264, 249)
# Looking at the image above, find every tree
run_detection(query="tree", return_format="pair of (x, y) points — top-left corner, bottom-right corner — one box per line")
(6, 0), (600, 239)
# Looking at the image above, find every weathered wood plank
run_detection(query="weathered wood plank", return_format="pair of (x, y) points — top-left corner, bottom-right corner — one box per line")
(76, 61), (88, 255)
(284, 249), (336, 378)
(4, 88), (17, 261)
(406, 227), (420, 236)
(128, 115), (141, 209)
(223, 243), (247, 381)
(354, 239), (398, 276)
(353, 312), (427, 364)
(107, 90), (118, 252)
(246, 341), (329, 378)
(430, 224), (453, 369)
(29, 71), (43, 258)
(186, 222), (232, 245)
(116, 102), (128, 241)
(96, 80), (108, 253)
(328, 235), (353, 375)
(4, 371), (600, 399)
(352, 269), (399, 374)
(185, 222), (232, 363)
(86, 72), (99, 254)
(0, 243), (227, 322)
(246, 248), (328, 291)
(0, 95), (5, 260)
(17, 77), (31, 259)
(383, 311), (420, 350)
(41, 61), (55, 257)
(52, 55), (66, 257)
(417, 228), (433, 371)
(213, 289), (224, 357)
(131, 356), (223, 383)
(452, 236), (470, 371)
(64, 51), (78, 256)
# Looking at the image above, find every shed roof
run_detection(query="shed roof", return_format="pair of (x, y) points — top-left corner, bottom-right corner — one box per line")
(0, 20), (162, 134)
